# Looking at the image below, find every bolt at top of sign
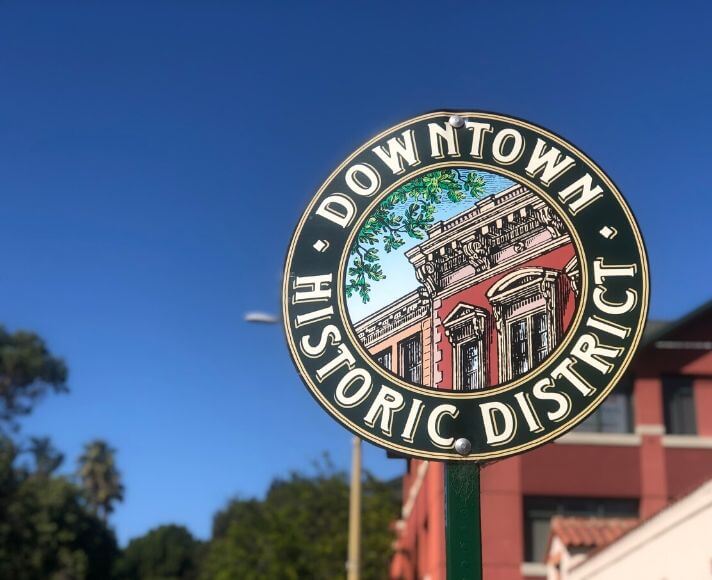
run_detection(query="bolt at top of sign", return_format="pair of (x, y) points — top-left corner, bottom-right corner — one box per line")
(448, 114), (465, 128)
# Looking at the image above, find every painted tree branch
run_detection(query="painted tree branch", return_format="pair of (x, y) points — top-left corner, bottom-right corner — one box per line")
(347, 169), (486, 303)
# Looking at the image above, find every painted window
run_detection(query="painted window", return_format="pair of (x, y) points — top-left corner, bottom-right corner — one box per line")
(399, 334), (422, 386)
(487, 267), (561, 383)
(461, 340), (483, 390)
(663, 375), (696, 435)
(374, 347), (392, 371)
(576, 374), (633, 433)
(510, 318), (529, 377)
(532, 311), (549, 364)
(508, 311), (550, 380)
(442, 303), (489, 390)
(523, 497), (638, 563)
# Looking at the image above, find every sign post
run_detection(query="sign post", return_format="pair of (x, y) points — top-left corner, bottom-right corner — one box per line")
(445, 462), (482, 580)
(283, 111), (649, 577)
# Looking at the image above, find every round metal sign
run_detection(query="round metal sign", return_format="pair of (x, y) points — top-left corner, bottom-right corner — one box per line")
(283, 111), (648, 461)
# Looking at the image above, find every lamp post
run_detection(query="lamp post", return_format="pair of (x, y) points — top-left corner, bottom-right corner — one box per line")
(346, 435), (362, 580)
(244, 311), (362, 579)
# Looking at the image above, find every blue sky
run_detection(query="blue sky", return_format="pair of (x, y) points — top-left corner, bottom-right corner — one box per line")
(346, 170), (514, 321)
(1, 1), (711, 544)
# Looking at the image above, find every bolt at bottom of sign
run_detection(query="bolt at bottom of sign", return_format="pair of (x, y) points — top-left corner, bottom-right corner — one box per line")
(454, 438), (472, 456)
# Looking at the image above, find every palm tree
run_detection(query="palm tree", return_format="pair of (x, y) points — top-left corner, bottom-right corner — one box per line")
(77, 439), (124, 521)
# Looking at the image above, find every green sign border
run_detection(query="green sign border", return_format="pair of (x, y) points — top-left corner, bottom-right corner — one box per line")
(282, 111), (649, 462)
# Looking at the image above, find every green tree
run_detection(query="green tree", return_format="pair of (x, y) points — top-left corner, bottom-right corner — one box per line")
(28, 436), (65, 477)
(77, 440), (125, 522)
(200, 459), (401, 580)
(0, 327), (121, 579)
(347, 168), (486, 302)
(0, 437), (119, 580)
(115, 524), (202, 580)
(360, 473), (402, 577)
(204, 499), (272, 579)
(0, 326), (68, 431)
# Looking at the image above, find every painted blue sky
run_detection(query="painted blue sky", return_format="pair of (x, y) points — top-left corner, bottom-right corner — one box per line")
(346, 170), (514, 322)
(1, 1), (711, 545)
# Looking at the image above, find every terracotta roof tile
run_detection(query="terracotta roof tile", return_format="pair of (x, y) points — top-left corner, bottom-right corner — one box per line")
(550, 516), (639, 549)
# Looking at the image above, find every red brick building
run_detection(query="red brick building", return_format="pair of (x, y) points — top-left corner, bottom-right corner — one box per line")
(385, 300), (712, 580)
(355, 183), (579, 394)
(351, 185), (712, 579)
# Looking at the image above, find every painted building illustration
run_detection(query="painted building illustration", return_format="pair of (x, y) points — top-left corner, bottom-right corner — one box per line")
(382, 300), (712, 580)
(349, 183), (712, 579)
(353, 183), (579, 391)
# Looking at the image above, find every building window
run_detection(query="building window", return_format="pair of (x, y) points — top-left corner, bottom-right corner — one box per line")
(663, 376), (696, 435)
(576, 374), (633, 433)
(399, 334), (422, 385)
(509, 311), (550, 379)
(523, 497), (638, 563)
(532, 311), (549, 365)
(462, 340), (483, 390)
(510, 319), (529, 377)
(374, 348), (392, 371)
(487, 267), (561, 383)
(442, 303), (489, 390)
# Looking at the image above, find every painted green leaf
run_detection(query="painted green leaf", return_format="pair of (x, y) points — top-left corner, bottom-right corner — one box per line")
(348, 169), (489, 303)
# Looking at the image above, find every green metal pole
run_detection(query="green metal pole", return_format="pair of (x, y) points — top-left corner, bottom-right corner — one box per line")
(445, 462), (482, 580)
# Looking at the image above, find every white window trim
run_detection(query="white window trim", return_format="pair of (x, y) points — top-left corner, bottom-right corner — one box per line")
(555, 432), (641, 446)
(635, 423), (665, 436)
(521, 562), (547, 577)
(662, 435), (712, 448)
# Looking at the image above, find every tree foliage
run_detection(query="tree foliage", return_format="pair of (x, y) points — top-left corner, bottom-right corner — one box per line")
(77, 440), (125, 522)
(0, 323), (405, 579)
(0, 326), (120, 578)
(0, 437), (118, 580)
(347, 169), (486, 302)
(0, 326), (68, 431)
(114, 524), (202, 580)
(200, 460), (401, 580)
(28, 436), (65, 478)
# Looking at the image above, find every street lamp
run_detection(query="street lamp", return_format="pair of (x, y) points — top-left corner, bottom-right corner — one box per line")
(244, 311), (281, 324)
(346, 435), (362, 580)
(244, 311), (362, 580)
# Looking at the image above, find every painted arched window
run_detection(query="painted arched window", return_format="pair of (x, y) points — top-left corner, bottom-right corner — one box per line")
(442, 303), (489, 391)
(486, 267), (561, 383)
